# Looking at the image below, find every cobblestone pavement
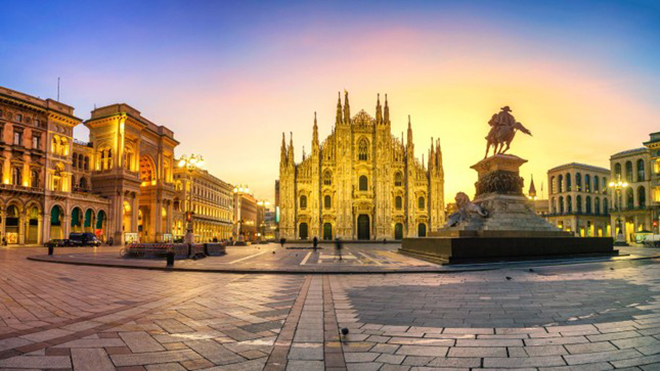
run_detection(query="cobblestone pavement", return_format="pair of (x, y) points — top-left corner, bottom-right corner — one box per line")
(0, 246), (659, 370)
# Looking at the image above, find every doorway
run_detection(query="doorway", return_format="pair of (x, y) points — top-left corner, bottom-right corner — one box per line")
(357, 214), (370, 240)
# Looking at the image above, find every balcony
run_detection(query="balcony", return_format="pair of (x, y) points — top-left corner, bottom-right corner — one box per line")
(0, 183), (43, 195)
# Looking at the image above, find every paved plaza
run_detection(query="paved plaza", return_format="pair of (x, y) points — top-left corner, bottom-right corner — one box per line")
(0, 245), (659, 370)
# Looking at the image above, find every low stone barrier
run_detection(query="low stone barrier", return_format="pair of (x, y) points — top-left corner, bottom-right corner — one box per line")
(121, 242), (226, 259)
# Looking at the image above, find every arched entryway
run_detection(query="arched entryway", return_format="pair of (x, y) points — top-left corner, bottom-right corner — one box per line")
(96, 210), (107, 241)
(418, 223), (427, 237)
(50, 205), (64, 239)
(70, 207), (83, 233)
(357, 214), (370, 240)
(26, 205), (40, 244)
(323, 223), (332, 240)
(5, 205), (20, 244)
(84, 209), (94, 233)
(299, 223), (308, 239)
(394, 223), (403, 240)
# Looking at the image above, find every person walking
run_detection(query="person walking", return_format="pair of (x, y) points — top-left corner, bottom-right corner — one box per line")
(312, 236), (318, 252)
(280, 238), (286, 248)
(334, 237), (343, 261)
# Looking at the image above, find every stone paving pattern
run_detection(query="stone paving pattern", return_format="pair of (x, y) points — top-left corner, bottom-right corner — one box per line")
(0, 245), (658, 370)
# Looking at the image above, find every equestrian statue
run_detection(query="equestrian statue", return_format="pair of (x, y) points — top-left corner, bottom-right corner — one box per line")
(484, 106), (532, 158)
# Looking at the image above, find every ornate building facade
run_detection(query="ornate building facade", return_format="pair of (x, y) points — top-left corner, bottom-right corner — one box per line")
(172, 165), (234, 242)
(0, 86), (110, 245)
(85, 104), (179, 244)
(278, 92), (445, 240)
(609, 132), (660, 243)
(546, 163), (611, 237)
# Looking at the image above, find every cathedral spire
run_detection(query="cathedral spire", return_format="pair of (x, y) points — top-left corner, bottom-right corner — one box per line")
(429, 137), (435, 170)
(384, 94), (390, 124)
(280, 132), (287, 165)
(335, 92), (342, 125)
(376, 93), (382, 124)
(343, 90), (350, 124)
(288, 131), (294, 165)
(407, 115), (413, 151)
(528, 175), (537, 198)
(312, 112), (319, 154)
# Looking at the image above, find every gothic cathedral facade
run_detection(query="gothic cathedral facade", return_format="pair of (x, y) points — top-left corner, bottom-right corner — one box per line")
(278, 92), (445, 240)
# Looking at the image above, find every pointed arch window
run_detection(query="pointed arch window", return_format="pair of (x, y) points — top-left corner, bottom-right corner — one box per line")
(395, 196), (402, 210)
(323, 171), (332, 186)
(358, 139), (368, 161)
(300, 195), (307, 210)
(324, 195), (331, 208)
(418, 196), (425, 210)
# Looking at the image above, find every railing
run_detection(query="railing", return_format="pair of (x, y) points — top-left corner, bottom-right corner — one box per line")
(120, 242), (226, 259)
(73, 139), (92, 147)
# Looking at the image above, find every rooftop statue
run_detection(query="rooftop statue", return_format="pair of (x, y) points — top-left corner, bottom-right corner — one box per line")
(484, 106), (532, 158)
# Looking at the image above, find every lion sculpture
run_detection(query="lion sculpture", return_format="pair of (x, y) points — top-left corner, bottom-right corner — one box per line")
(445, 192), (489, 227)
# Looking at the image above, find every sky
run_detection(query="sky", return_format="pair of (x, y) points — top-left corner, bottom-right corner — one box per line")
(1, 0), (659, 202)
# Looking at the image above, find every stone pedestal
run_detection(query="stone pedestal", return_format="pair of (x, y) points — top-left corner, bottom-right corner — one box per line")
(400, 154), (617, 264)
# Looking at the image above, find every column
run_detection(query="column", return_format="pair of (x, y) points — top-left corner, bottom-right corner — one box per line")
(37, 215), (42, 245)
(0, 211), (5, 244)
(63, 213), (71, 239)
(18, 213), (25, 245)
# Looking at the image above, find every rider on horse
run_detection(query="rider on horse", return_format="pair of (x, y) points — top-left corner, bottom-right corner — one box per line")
(484, 106), (532, 158)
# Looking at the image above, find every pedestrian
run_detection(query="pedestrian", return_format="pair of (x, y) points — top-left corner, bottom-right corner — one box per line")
(334, 237), (343, 261)
(2, 237), (6, 246)
(280, 238), (286, 248)
(213, 237), (218, 243)
(312, 236), (318, 252)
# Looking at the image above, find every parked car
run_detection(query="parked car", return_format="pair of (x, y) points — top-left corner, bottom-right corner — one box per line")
(44, 239), (68, 248)
(68, 233), (102, 247)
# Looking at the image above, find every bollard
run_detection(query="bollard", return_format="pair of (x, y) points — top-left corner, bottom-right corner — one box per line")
(204, 243), (209, 256)
(166, 252), (175, 267)
(48, 246), (54, 256)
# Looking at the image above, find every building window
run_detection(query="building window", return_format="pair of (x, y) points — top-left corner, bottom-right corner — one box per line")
(395, 196), (402, 210)
(559, 196), (564, 214)
(13, 131), (22, 146)
(323, 171), (332, 185)
(394, 172), (402, 187)
(300, 195), (307, 209)
(16, 114), (22, 122)
(12, 167), (21, 185)
(359, 175), (368, 191)
(594, 197), (600, 215)
(551, 197), (556, 213)
(32, 134), (40, 150)
(626, 188), (634, 209)
(566, 173), (571, 192)
(576, 195), (582, 213)
(586, 196), (591, 214)
(594, 177), (599, 193)
(73, 154), (78, 168)
(567, 195), (572, 213)
(358, 139), (368, 161)
(324, 195), (331, 208)
(585, 174), (590, 192)
(30, 169), (39, 188)
(575, 173), (582, 192)
(638, 186), (646, 209)
(550, 176), (555, 194)
(637, 159), (645, 182)
(602, 177), (607, 194)
(418, 196), (425, 210)
(558, 175), (563, 193)
(614, 163), (622, 180)
(625, 161), (633, 182)
(603, 198), (608, 214)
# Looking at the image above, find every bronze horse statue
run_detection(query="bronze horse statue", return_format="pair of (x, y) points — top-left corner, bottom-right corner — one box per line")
(484, 114), (532, 158)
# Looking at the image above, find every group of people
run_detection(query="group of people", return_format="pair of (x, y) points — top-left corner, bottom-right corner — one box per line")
(279, 236), (344, 260)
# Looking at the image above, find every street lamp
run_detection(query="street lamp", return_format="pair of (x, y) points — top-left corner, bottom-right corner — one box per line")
(608, 178), (629, 246)
(178, 154), (204, 244)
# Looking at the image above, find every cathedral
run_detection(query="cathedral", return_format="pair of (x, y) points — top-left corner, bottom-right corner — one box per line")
(278, 92), (445, 240)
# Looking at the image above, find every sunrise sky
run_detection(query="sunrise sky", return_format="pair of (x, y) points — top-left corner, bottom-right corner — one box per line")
(1, 0), (659, 201)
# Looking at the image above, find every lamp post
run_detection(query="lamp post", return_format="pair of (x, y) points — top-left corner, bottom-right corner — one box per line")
(608, 179), (629, 246)
(178, 154), (204, 244)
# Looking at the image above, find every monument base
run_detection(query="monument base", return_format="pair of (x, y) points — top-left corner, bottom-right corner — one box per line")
(399, 154), (617, 264)
(400, 236), (617, 264)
